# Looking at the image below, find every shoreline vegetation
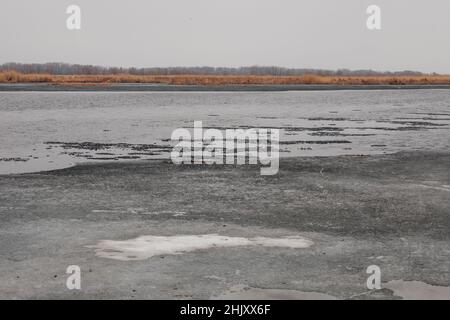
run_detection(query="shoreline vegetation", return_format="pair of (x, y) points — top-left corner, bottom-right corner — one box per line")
(1, 64), (449, 86)
(2, 71), (450, 86)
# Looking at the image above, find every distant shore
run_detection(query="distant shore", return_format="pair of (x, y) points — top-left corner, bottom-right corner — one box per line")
(1, 71), (450, 91)
(2, 83), (450, 92)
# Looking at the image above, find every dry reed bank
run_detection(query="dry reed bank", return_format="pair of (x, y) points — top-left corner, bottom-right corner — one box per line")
(1, 71), (450, 86)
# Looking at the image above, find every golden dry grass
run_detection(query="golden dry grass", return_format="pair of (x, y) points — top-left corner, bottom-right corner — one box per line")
(1, 71), (450, 85)
(0, 71), (54, 83)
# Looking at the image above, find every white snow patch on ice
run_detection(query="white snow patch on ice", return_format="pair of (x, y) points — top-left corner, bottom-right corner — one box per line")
(88, 234), (314, 261)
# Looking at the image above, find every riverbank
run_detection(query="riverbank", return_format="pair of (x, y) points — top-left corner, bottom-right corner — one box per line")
(2, 83), (450, 92)
(1, 151), (449, 299)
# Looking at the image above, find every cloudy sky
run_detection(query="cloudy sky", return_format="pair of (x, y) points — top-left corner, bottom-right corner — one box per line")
(1, 0), (450, 73)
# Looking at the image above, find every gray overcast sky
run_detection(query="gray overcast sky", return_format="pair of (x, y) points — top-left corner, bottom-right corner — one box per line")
(1, 0), (450, 73)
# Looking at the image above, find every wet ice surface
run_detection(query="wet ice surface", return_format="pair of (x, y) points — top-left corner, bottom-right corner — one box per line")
(88, 234), (313, 261)
(214, 282), (450, 300)
(0, 90), (449, 174)
(214, 285), (337, 300)
(385, 280), (450, 300)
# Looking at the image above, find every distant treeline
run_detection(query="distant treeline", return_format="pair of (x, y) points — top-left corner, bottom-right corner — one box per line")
(0, 62), (428, 76)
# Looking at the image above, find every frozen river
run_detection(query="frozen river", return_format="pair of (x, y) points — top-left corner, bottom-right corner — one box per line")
(0, 90), (449, 174)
